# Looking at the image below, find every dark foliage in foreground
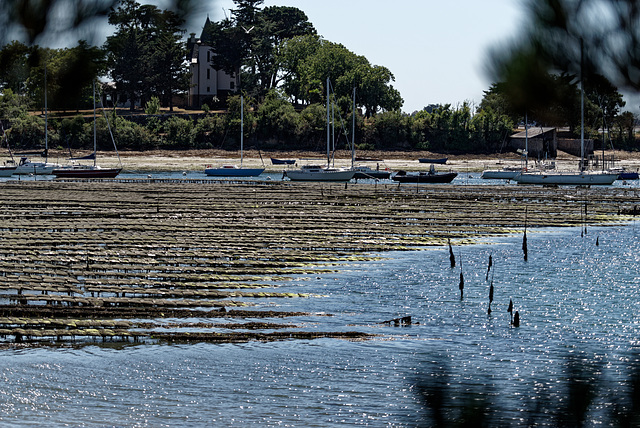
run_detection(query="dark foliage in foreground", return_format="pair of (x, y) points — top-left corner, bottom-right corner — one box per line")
(414, 353), (640, 427)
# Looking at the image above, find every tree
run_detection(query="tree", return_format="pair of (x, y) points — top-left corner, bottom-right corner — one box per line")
(278, 36), (403, 116)
(584, 73), (625, 146)
(0, 41), (31, 93)
(206, 2), (316, 100)
(487, 0), (640, 115)
(105, 0), (189, 111)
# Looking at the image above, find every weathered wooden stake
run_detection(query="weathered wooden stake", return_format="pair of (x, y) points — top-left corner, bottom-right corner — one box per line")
(513, 310), (520, 327)
(523, 207), (528, 261)
(448, 238), (455, 268)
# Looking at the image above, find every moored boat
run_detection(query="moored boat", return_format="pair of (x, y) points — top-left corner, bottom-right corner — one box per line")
(204, 95), (265, 177)
(481, 167), (523, 180)
(513, 171), (617, 185)
(392, 169), (457, 183)
(353, 165), (391, 180)
(52, 81), (122, 179)
(205, 164), (264, 177)
(418, 157), (447, 164)
(52, 165), (122, 178)
(270, 158), (295, 165)
(0, 165), (17, 177)
(285, 78), (356, 182)
(285, 165), (355, 181)
(514, 42), (616, 186)
(608, 167), (639, 180)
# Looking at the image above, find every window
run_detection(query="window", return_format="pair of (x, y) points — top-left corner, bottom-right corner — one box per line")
(230, 81), (235, 89)
(207, 69), (210, 79)
(207, 87), (210, 92)
(207, 50), (210, 62)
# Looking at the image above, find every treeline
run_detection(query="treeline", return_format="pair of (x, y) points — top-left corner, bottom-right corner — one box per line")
(1, 88), (516, 153)
(3, 86), (638, 153)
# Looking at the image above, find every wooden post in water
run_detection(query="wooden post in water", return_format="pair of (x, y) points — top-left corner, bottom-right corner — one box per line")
(486, 253), (492, 281)
(448, 238), (455, 268)
(508, 299), (513, 325)
(488, 281), (494, 315)
(523, 208), (528, 261)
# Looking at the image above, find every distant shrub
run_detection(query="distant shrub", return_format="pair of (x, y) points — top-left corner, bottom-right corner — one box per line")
(145, 96), (161, 115)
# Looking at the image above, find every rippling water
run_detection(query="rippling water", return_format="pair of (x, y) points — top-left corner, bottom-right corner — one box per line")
(1, 202), (640, 425)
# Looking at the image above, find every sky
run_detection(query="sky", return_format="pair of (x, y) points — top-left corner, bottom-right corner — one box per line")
(14, 0), (527, 114)
(200, 0), (526, 113)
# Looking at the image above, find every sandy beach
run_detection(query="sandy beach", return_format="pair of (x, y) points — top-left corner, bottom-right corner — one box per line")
(48, 149), (640, 173)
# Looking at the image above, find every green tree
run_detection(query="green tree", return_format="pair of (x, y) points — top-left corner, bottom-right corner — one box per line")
(0, 41), (31, 93)
(105, 0), (188, 111)
(206, 2), (316, 101)
(278, 37), (402, 116)
(256, 89), (299, 145)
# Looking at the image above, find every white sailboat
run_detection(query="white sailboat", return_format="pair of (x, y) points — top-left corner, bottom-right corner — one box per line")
(8, 65), (60, 175)
(514, 42), (617, 186)
(482, 114), (529, 180)
(285, 78), (355, 182)
(205, 95), (265, 177)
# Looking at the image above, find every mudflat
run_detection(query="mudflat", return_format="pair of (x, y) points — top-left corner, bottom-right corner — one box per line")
(43, 149), (640, 173)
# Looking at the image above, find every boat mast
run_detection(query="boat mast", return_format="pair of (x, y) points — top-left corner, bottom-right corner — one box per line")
(351, 86), (356, 168)
(44, 63), (48, 163)
(326, 76), (330, 167)
(93, 80), (97, 167)
(525, 111), (528, 170)
(241, 94), (244, 168)
(580, 38), (585, 172)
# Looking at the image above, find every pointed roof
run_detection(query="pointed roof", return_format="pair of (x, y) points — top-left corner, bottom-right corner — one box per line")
(200, 16), (213, 42)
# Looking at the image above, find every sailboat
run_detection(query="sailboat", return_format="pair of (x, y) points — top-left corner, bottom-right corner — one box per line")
(205, 95), (265, 177)
(513, 41), (617, 186)
(350, 87), (391, 180)
(7, 65), (60, 175)
(52, 81), (122, 178)
(285, 78), (355, 182)
(481, 115), (531, 180)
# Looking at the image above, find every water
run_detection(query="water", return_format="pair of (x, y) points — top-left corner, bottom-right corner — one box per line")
(3, 169), (639, 188)
(1, 220), (639, 426)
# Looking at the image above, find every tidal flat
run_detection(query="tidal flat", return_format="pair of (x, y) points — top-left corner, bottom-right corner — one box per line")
(0, 180), (636, 345)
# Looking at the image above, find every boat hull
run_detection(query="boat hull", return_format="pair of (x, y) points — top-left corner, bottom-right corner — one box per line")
(618, 172), (639, 180)
(285, 169), (355, 181)
(0, 166), (17, 177)
(514, 172), (617, 185)
(52, 168), (122, 178)
(418, 158), (447, 164)
(204, 167), (265, 177)
(270, 158), (295, 165)
(353, 167), (391, 179)
(353, 171), (391, 180)
(480, 169), (521, 180)
(392, 172), (457, 183)
(9, 160), (60, 175)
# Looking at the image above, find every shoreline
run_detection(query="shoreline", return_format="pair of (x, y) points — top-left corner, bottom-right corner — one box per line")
(41, 149), (640, 173)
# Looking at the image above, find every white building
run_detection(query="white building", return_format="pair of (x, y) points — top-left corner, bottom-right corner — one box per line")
(187, 18), (237, 108)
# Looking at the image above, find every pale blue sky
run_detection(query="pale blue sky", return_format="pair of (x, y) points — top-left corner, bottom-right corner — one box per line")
(205, 0), (526, 113)
(38, 0), (526, 113)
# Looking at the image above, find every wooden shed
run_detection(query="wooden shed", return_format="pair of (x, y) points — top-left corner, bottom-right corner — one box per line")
(509, 127), (557, 159)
